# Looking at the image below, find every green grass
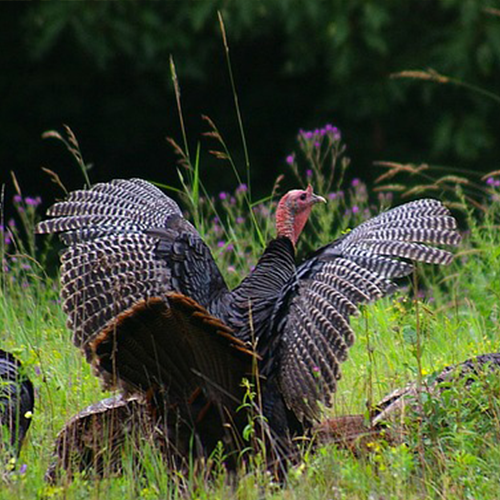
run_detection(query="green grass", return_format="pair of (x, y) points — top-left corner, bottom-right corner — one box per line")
(2, 129), (500, 499)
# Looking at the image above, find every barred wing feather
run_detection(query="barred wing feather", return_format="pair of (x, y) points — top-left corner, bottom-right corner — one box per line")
(36, 179), (227, 357)
(275, 199), (461, 422)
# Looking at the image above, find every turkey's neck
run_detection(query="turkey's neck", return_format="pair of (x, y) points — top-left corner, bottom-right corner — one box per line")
(276, 199), (311, 246)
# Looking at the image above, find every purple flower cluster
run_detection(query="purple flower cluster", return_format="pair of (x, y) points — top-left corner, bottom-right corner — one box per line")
(236, 183), (247, 194)
(299, 123), (341, 144)
(328, 190), (344, 200)
(377, 191), (394, 203)
(486, 177), (500, 188)
(216, 184), (248, 207)
(285, 122), (342, 170)
(217, 241), (234, 253)
(13, 195), (42, 207)
(1, 224), (11, 246)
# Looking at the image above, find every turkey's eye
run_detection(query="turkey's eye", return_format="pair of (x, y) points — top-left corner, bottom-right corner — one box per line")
(300, 193), (307, 201)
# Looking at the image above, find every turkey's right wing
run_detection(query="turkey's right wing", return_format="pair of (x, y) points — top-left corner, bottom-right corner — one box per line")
(272, 199), (461, 422)
(36, 179), (227, 357)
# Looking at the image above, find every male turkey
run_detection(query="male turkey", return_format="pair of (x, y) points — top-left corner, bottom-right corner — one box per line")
(36, 179), (460, 461)
(0, 349), (34, 460)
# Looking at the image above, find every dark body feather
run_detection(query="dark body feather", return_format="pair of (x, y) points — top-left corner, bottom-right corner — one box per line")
(0, 349), (34, 460)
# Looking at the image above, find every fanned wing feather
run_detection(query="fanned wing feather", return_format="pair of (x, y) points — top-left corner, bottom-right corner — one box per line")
(274, 198), (461, 422)
(36, 179), (228, 357)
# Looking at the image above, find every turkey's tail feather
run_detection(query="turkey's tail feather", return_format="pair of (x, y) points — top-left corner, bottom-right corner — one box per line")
(0, 349), (34, 460)
(90, 293), (258, 451)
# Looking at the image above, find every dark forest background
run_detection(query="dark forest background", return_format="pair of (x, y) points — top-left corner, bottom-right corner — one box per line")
(1, 1), (500, 213)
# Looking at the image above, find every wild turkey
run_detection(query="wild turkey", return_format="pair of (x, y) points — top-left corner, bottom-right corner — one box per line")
(0, 349), (34, 461)
(314, 353), (500, 451)
(44, 394), (163, 483)
(36, 178), (460, 465)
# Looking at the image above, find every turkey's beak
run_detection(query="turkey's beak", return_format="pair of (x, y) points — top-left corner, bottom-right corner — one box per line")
(311, 193), (327, 205)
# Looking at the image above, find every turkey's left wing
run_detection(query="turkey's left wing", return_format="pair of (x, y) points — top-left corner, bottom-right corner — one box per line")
(272, 199), (461, 422)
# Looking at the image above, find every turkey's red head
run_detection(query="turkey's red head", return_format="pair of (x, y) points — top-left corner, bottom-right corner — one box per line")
(276, 185), (326, 246)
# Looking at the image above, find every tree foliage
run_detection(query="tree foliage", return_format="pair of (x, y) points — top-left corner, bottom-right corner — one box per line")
(2, 2), (500, 198)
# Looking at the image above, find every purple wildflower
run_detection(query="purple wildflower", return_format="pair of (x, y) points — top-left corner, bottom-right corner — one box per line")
(314, 141), (320, 148)
(486, 177), (495, 186)
(351, 178), (360, 187)
(217, 241), (225, 248)
(236, 183), (248, 194)
(8, 218), (15, 228)
(13, 194), (22, 204)
(236, 216), (245, 224)
(219, 192), (227, 201)
(328, 193), (337, 200)
(34, 365), (41, 376)
(352, 205), (359, 213)
(306, 169), (313, 179)
(227, 243), (234, 252)
(285, 154), (295, 166)
(25, 196), (41, 207)
(19, 464), (27, 475)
